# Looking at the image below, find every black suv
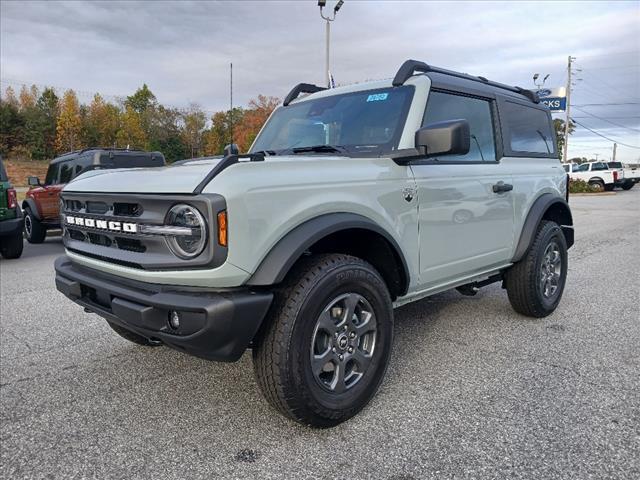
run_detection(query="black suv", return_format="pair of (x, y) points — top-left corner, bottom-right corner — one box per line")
(23, 148), (165, 243)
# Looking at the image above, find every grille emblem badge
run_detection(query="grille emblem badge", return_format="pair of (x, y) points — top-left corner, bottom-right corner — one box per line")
(66, 215), (138, 233)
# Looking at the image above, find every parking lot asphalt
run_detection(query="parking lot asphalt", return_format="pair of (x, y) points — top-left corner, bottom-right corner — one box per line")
(1, 189), (639, 480)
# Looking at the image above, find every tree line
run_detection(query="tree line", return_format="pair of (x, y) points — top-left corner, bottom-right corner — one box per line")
(0, 83), (280, 162)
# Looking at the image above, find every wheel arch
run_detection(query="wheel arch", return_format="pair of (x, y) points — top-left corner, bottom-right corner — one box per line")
(246, 213), (410, 299)
(21, 198), (41, 219)
(588, 176), (605, 185)
(512, 193), (574, 263)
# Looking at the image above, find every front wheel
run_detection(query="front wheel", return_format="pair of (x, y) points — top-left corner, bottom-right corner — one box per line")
(24, 208), (47, 244)
(505, 220), (568, 318)
(253, 254), (393, 428)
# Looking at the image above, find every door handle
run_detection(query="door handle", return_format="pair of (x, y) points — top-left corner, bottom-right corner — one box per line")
(492, 182), (513, 193)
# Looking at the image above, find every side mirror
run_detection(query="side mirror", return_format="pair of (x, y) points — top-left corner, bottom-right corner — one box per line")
(223, 143), (239, 156)
(415, 119), (470, 157)
(28, 176), (41, 187)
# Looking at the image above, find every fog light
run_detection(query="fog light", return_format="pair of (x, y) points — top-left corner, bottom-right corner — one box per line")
(168, 310), (181, 330)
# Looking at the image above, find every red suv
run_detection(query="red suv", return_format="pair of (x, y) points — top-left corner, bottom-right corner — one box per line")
(23, 148), (165, 243)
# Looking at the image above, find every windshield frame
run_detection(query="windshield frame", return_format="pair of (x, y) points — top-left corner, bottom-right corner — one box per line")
(250, 85), (416, 157)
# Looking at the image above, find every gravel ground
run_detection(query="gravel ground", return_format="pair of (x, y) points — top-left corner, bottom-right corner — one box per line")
(1, 189), (639, 480)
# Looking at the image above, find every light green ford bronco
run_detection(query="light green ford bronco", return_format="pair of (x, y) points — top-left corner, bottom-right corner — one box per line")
(55, 60), (573, 427)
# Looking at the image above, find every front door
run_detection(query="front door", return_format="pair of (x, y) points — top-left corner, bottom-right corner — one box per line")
(411, 90), (515, 288)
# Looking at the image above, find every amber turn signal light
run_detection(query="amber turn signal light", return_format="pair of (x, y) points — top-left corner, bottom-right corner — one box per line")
(217, 210), (228, 247)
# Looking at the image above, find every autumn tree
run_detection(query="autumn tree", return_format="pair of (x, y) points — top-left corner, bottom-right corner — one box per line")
(55, 90), (83, 153)
(182, 104), (207, 157)
(3, 86), (19, 109)
(116, 106), (147, 149)
(203, 108), (245, 155)
(84, 94), (120, 147)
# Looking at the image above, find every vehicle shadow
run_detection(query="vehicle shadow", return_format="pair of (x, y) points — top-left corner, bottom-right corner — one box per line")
(19, 234), (64, 260)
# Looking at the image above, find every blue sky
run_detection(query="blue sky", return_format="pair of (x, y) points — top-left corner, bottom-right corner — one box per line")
(1, 0), (639, 161)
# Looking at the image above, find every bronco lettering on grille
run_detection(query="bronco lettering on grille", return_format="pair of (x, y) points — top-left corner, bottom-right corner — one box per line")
(66, 215), (138, 233)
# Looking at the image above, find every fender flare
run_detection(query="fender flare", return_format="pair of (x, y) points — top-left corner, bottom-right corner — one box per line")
(588, 176), (605, 185)
(512, 193), (573, 263)
(247, 212), (410, 293)
(22, 198), (41, 220)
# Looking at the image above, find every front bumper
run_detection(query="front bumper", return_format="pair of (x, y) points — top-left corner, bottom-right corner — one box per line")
(54, 256), (273, 362)
(0, 215), (24, 237)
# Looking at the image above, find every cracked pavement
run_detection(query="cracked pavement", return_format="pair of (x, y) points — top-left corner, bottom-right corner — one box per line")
(1, 189), (639, 479)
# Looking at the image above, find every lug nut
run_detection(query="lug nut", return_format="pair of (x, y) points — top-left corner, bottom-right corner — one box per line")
(343, 325), (348, 331)
(334, 332), (339, 338)
(349, 332), (356, 338)
(339, 354), (344, 361)
(332, 347), (336, 353)
(348, 347), (354, 353)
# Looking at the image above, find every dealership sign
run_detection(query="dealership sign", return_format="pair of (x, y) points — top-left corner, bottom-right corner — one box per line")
(537, 87), (567, 112)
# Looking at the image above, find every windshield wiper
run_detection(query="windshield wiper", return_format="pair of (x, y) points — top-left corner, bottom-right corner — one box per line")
(289, 144), (349, 154)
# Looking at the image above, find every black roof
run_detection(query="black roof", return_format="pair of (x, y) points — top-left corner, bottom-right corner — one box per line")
(393, 59), (539, 104)
(51, 148), (161, 164)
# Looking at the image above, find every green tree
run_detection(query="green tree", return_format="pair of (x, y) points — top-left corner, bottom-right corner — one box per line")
(554, 118), (575, 161)
(0, 97), (24, 156)
(125, 84), (156, 114)
(147, 105), (188, 162)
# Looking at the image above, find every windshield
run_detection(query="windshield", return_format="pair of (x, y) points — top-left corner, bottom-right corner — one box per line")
(250, 86), (414, 156)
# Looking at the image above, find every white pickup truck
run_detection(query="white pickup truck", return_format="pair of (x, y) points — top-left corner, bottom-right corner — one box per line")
(608, 162), (638, 190)
(565, 161), (619, 191)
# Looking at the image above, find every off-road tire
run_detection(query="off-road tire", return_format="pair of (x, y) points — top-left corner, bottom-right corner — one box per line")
(24, 208), (47, 244)
(622, 181), (634, 191)
(107, 321), (162, 347)
(505, 220), (568, 318)
(253, 254), (393, 428)
(0, 230), (24, 259)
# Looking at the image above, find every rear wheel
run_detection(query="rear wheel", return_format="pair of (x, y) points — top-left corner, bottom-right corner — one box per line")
(24, 208), (47, 244)
(107, 321), (162, 347)
(588, 180), (604, 192)
(253, 254), (393, 427)
(622, 181), (634, 191)
(0, 230), (24, 259)
(505, 220), (568, 318)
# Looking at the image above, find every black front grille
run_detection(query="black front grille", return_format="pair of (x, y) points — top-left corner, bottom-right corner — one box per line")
(115, 237), (146, 253)
(114, 202), (143, 217)
(87, 232), (112, 247)
(86, 201), (109, 214)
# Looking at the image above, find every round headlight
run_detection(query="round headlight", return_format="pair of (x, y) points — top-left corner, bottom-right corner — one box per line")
(165, 204), (207, 259)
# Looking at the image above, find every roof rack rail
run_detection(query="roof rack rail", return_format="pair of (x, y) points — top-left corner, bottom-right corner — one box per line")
(283, 83), (327, 106)
(392, 59), (539, 104)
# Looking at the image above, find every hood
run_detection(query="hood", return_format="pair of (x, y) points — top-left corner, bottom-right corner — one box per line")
(63, 158), (223, 194)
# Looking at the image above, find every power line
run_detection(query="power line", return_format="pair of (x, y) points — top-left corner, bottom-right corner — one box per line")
(573, 102), (640, 107)
(572, 115), (640, 119)
(573, 106), (640, 133)
(573, 120), (640, 149)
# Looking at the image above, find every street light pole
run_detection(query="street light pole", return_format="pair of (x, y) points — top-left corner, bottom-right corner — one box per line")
(318, 1), (344, 88)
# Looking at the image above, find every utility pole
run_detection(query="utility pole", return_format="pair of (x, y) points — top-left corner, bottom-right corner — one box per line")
(318, 1), (344, 87)
(612, 143), (617, 162)
(563, 55), (575, 163)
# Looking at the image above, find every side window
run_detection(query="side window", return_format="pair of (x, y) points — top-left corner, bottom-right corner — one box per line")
(44, 163), (60, 185)
(423, 91), (496, 162)
(503, 101), (555, 156)
(563, 164), (570, 173)
(59, 161), (74, 184)
(73, 155), (94, 178)
(592, 162), (607, 171)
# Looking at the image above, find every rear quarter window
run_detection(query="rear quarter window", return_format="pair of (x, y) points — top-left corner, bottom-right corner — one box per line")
(502, 100), (556, 157)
